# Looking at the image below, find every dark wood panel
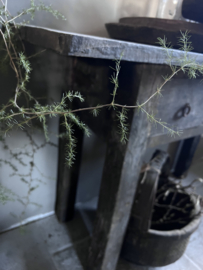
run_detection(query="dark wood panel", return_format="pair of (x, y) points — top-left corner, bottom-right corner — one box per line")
(132, 64), (203, 137)
(148, 125), (203, 148)
(19, 25), (203, 65)
(151, 78), (203, 136)
(106, 17), (203, 53)
(55, 58), (85, 222)
(182, 0), (203, 23)
(62, 59), (203, 141)
(88, 64), (152, 270)
(56, 119), (84, 221)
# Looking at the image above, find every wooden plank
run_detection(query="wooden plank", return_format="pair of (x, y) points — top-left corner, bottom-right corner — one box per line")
(88, 110), (149, 270)
(65, 60), (203, 146)
(88, 64), (152, 270)
(55, 58), (84, 222)
(172, 135), (201, 177)
(55, 120), (84, 222)
(69, 57), (111, 141)
(118, 63), (203, 138)
(19, 25), (203, 65)
(148, 125), (203, 148)
(106, 17), (203, 53)
(70, 57), (139, 141)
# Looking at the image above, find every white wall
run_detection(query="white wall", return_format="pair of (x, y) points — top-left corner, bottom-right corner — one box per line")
(8, 0), (122, 37)
(7, 0), (173, 37)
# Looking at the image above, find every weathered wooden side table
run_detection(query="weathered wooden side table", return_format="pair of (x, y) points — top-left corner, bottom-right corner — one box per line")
(20, 26), (203, 270)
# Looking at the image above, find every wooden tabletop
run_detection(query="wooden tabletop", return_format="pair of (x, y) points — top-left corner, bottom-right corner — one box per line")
(20, 25), (203, 65)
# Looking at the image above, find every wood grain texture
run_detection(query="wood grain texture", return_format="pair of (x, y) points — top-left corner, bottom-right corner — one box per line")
(55, 58), (84, 222)
(88, 64), (154, 270)
(151, 77), (203, 135)
(106, 17), (203, 53)
(21, 38), (203, 269)
(19, 25), (203, 65)
(69, 57), (111, 141)
(56, 121), (84, 222)
(148, 125), (203, 148)
(134, 64), (203, 137)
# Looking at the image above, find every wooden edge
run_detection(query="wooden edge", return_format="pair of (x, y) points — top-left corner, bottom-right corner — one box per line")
(148, 125), (203, 148)
(19, 25), (203, 65)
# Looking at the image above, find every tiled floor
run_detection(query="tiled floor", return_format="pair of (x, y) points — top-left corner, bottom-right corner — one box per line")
(0, 202), (202, 270)
(0, 154), (203, 270)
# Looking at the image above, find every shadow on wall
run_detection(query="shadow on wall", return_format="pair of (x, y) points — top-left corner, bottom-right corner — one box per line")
(0, 44), (68, 231)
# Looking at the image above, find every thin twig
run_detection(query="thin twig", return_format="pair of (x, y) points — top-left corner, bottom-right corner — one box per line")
(27, 49), (46, 59)
(154, 202), (189, 213)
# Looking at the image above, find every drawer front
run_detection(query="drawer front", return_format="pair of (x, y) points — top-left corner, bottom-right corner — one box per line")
(150, 77), (203, 136)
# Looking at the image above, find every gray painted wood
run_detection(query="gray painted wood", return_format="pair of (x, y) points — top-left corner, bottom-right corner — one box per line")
(133, 64), (203, 137)
(106, 17), (203, 53)
(88, 64), (154, 270)
(148, 125), (203, 148)
(56, 119), (84, 222)
(69, 57), (111, 141)
(152, 77), (203, 135)
(19, 25), (203, 65)
(88, 111), (150, 270)
(55, 57), (84, 222)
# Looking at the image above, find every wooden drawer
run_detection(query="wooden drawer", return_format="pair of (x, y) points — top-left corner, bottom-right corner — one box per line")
(138, 65), (203, 137)
(150, 77), (203, 136)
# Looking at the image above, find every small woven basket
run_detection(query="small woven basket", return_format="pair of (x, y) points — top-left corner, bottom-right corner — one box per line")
(121, 150), (201, 267)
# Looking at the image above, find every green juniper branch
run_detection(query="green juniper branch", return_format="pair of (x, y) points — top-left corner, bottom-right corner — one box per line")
(110, 54), (123, 106)
(139, 106), (182, 137)
(117, 107), (129, 144)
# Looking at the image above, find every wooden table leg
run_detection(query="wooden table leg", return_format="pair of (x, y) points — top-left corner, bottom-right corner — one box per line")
(87, 62), (163, 270)
(88, 108), (150, 270)
(54, 56), (86, 222)
(55, 121), (84, 222)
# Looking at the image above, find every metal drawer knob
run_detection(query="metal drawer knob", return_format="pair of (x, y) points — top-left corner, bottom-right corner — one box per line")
(174, 103), (191, 120)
